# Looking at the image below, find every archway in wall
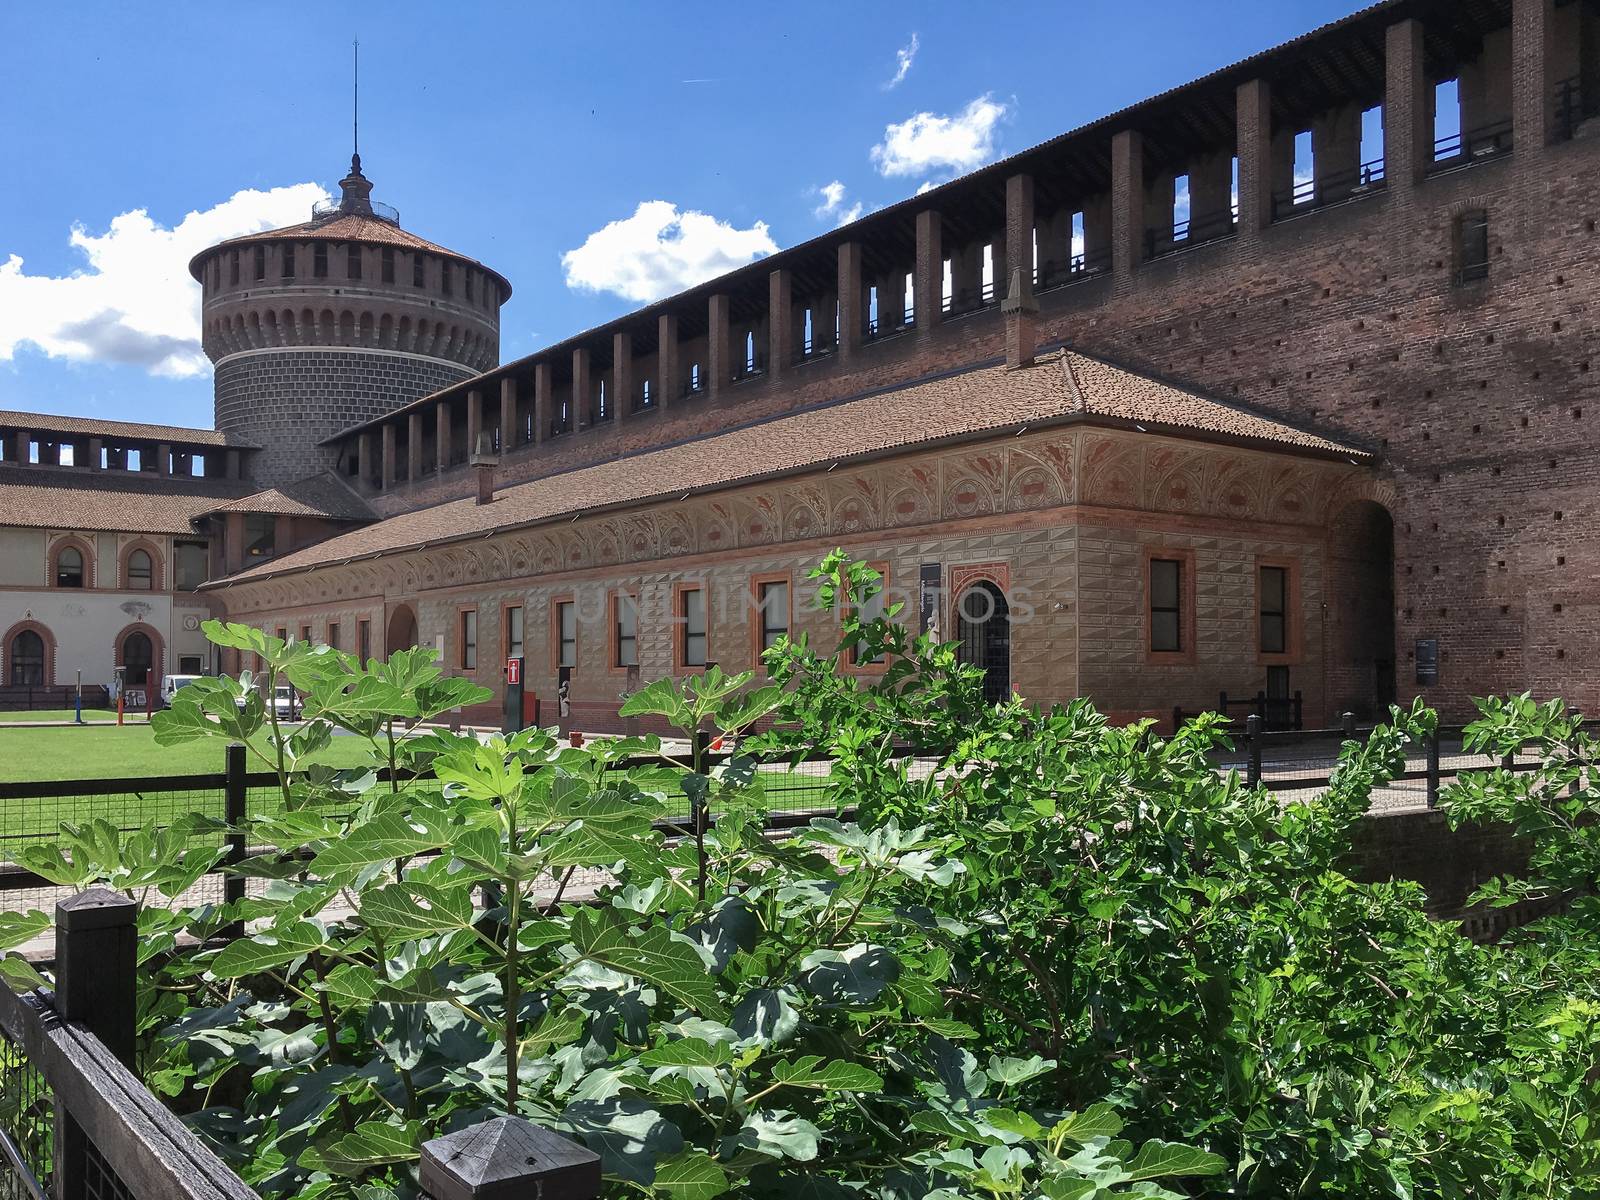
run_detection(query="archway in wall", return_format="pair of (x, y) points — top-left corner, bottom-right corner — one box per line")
(386, 604), (419, 656)
(955, 581), (1012, 705)
(122, 631), (154, 687)
(8, 630), (44, 686)
(1327, 500), (1397, 720)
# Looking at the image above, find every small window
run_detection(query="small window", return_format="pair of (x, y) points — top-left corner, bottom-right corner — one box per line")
(461, 609), (478, 670)
(613, 593), (638, 668)
(556, 600), (577, 669)
(313, 244), (329, 279)
(756, 579), (790, 656)
(253, 246), (266, 281)
(299, 625), (312, 645)
(357, 618), (372, 663)
(326, 622), (340, 650)
(412, 254), (426, 287)
(1260, 566), (1288, 654)
(382, 247), (395, 283)
(680, 587), (707, 668)
(243, 514), (275, 558)
(1150, 558), (1183, 653)
(55, 546), (84, 589)
(1456, 210), (1489, 284)
(347, 245), (362, 280)
(178, 655), (203, 675)
(441, 262), (453, 297)
(281, 244), (296, 279)
(506, 605), (524, 659)
(229, 251), (240, 285)
(127, 549), (153, 591)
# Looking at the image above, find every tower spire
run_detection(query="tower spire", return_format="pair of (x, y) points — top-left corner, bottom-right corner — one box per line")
(352, 38), (360, 171)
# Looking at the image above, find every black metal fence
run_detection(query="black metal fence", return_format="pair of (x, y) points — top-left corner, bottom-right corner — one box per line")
(0, 689), (111, 714)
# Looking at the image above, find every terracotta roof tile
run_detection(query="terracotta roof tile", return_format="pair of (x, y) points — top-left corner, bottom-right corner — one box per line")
(213, 351), (1370, 587)
(198, 473), (377, 522)
(0, 410), (248, 449)
(0, 466), (255, 534)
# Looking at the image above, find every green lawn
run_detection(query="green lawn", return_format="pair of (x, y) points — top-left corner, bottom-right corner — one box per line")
(0, 724), (376, 783)
(0, 708), (121, 724)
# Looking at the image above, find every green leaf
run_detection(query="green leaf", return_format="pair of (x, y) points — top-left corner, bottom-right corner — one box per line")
(730, 1110), (820, 1162)
(769, 1056), (884, 1092)
(308, 811), (450, 876)
(209, 921), (332, 979)
(358, 883), (476, 938)
(650, 1149), (730, 1199)
(1052, 1104), (1125, 1145)
(1123, 1140), (1229, 1181)
(0, 911), (48, 953)
(302, 1120), (422, 1176)
(638, 1038), (734, 1069)
(568, 909), (726, 1018)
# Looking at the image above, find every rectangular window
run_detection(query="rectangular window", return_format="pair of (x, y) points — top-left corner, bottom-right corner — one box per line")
(756, 578), (790, 658)
(357, 618), (372, 663)
(275, 627), (287, 646)
(281, 244), (295, 279)
(412, 254), (425, 287)
(313, 244), (329, 278)
(347, 245), (362, 280)
(299, 625), (311, 645)
(173, 540), (208, 591)
(382, 247), (395, 283)
(679, 586), (707, 668)
(506, 605), (524, 659)
(1150, 558), (1183, 653)
(327, 622), (340, 650)
(613, 592), (638, 668)
(253, 245), (266, 280)
(555, 600), (577, 669)
(1457, 210), (1489, 284)
(179, 655), (203, 675)
(243, 514), (275, 558)
(461, 609), (478, 670)
(229, 251), (240, 285)
(1260, 566), (1288, 654)
(441, 262), (453, 297)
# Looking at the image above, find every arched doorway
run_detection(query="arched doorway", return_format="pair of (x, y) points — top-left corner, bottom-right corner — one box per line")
(955, 581), (1012, 704)
(386, 604), (418, 655)
(8, 630), (44, 686)
(1327, 500), (1396, 719)
(121, 631), (154, 687)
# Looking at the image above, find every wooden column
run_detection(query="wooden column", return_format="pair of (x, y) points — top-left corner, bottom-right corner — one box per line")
(914, 209), (942, 331)
(466, 388), (484, 456)
(499, 377), (518, 450)
(1385, 19), (1430, 192)
(837, 242), (863, 360)
(1111, 129), (1146, 274)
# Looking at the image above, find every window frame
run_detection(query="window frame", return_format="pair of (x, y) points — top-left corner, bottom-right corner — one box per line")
(1256, 557), (1301, 663)
(503, 603), (525, 664)
(126, 549), (154, 592)
(750, 571), (793, 671)
(1143, 548), (1196, 665)
(281, 244), (296, 280)
(459, 606), (478, 672)
(313, 244), (329, 279)
(674, 582), (710, 674)
(52, 539), (91, 589)
(550, 595), (577, 672)
(381, 247), (395, 284)
(843, 561), (891, 672)
(347, 244), (363, 280)
(1454, 208), (1490, 285)
(609, 590), (640, 672)
(357, 618), (372, 664)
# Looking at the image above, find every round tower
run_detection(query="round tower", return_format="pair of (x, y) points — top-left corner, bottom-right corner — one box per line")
(189, 156), (511, 488)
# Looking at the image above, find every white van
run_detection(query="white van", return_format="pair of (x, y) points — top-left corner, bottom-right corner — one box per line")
(160, 674), (203, 707)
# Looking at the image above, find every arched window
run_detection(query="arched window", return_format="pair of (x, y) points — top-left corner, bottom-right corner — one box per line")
(122, 631), (154, 687)
(8, 630), (44, 686)
(127, 549), (153, 591)
(55, 546), (84, 588)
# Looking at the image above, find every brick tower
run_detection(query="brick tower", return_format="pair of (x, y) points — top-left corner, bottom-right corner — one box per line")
(188, 156), (511, 487)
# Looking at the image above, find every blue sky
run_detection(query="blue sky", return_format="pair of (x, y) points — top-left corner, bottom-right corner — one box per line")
(0, 1), (1369, 431)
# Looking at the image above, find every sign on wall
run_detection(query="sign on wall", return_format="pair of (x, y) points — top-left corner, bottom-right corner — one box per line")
(1415, 638), (1439, 687)
(506, 657), (521, 685)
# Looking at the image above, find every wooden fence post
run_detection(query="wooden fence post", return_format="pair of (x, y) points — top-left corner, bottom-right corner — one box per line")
(53, 887), (137, 1200)
(1341, 711), (1356, 739)
(223, 743), (247, 937)
(420, 1116), (600, 1200)
(1245, 714), (1262, 788)
(1426, 726), (1442, 808)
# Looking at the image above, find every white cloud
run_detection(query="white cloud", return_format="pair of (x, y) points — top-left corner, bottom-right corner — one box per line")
(871, 94), (1010, 179)
(0, 183), (327, 378)
(812, 180), (863, 227)
(561, 201), (777, 304)
(884, 33), (919, 89)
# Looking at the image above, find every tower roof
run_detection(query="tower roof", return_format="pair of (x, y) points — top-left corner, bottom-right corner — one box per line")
(188, 158), (512, 301)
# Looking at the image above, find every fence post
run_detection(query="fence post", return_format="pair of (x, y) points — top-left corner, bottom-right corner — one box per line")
(224, 743), (248, 937)
(420, 1115), (600, 1200)
(53, 888), (137, 1200)
(1245, 713), (1262, 788)
(1426, 726), (1441, 808)
(1341, 711), (1356, 740)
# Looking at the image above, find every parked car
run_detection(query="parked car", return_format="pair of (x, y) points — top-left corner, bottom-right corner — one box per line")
(234, 684), (299, 720)
(159, 674), (203, 707)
